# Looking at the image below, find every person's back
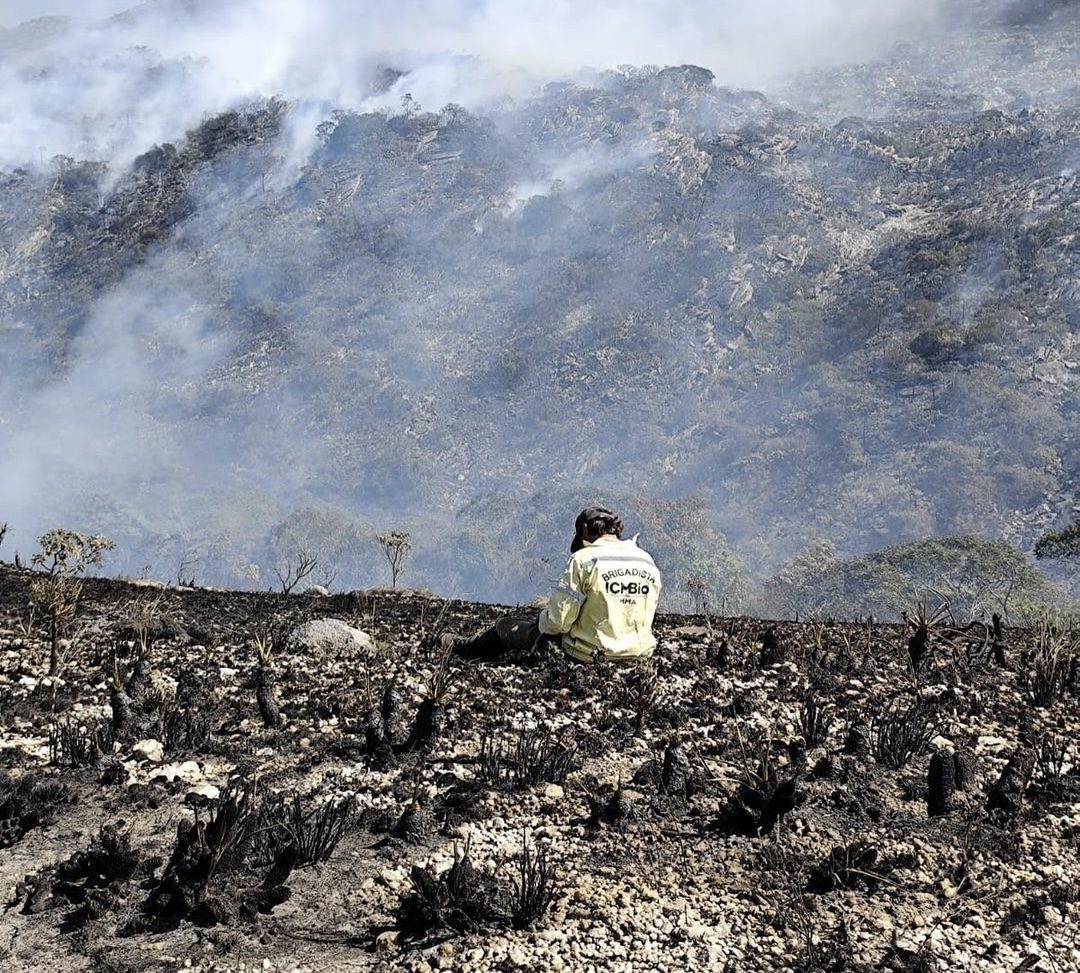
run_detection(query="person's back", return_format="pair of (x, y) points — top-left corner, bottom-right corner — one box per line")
(538, 508), (661, 662)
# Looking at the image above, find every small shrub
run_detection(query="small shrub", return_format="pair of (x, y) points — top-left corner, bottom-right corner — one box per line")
(796, 691), (835, 748)
(869, 700), (938, 769)
(377, 530), (412, 588)
(478, 723), (578, 790)
(1027, 623), (1076, 707)
(509, 833), (557, 930)
(48, 718), (114, 768)
(31, 529), (115, 677)
(258, 791), (359, 866)
(397, 839), (504, 939)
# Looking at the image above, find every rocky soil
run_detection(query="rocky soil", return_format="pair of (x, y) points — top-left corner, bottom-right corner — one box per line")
(1, 563), (1078, 972)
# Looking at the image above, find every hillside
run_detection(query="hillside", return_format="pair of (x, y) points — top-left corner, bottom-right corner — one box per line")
(0, 565), (1078, 971)
(0, 0), (1077, 609)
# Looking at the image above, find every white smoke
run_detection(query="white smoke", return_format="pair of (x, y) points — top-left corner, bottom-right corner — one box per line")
(0, 0), (949, 171)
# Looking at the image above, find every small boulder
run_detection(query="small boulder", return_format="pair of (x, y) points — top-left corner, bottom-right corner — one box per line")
(152, 760), (202, 785)
(542, 783), (565, 801)
(132, 739), (164, 763)
(185, 782), (220, 806)
(288, 618), (375, 657)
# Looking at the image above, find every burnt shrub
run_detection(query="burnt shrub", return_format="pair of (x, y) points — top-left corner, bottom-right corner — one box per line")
(257, 790), (359, 867)
(0, 772), (76, 848)
(509, 835), (557, 930)
(952, 747), (977, 791)
(1028, 732), (1080, 807)
(16, 824), (141, 926)
(162, 707), (212, 753)
(477, 723), (578, 790)
(869, 700), (938, 769)
(660, 740), (692, 796)
(759, 626), (787, 666)
(986, 747), (1035, 826)
(397, 840), (507, 940)
(136, 774), (296, 928)
(717, 732), (802, 835)
(408, 648), (454, 752)
(392, 799), (434, 844)
(48, 717), (114, 768)
(796, 691), (835, 749)
(1025, 624), (1076, 707)
(396, 833), (556, 940)
(843, 719), (870, 757)
(806, 839), (885, 893)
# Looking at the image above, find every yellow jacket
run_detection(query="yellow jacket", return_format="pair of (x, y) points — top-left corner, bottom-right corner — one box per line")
(538, 534), (661, 662)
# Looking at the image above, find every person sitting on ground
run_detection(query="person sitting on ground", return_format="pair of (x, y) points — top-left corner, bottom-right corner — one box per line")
(452, 506), (662, 663)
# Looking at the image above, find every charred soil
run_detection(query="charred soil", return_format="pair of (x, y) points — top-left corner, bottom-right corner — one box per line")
(0, 565), (1078, 972)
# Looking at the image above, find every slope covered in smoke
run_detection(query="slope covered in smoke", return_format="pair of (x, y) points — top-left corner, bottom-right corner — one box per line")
(0, 0), (1077, 609)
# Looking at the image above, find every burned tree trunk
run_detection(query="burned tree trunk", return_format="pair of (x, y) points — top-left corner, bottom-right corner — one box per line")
(927, 750), (955, 816)
(255, 665), (281, 729)
(110, 686), (133, 738)
(125, 657), (152, 702)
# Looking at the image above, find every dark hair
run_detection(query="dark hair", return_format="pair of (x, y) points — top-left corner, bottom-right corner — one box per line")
(572, 506), (623, 552)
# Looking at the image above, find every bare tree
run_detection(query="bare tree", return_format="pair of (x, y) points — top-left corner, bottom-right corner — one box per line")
(316, 563), (339, 592)
(177, 550), (201, 587)
(377, 531), (412, 588)
(0, 521), (8, 554)
(275, 548), (320, 595)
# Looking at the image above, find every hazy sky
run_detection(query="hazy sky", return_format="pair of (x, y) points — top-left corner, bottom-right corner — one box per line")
(0, 1), (128, 25)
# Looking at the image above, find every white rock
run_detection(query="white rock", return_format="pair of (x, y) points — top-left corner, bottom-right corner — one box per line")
(132, 739), (165, 763)
(186, 783), (220, 802)
(287, 618), (375, 657)
(153, 760), (202, 783)
(375, 931), (398, 953)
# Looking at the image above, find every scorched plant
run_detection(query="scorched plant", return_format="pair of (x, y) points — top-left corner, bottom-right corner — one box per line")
(869, 699), (938, 769)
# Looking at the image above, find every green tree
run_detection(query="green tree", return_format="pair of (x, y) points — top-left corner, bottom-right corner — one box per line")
(763, 535), (1051, 622)
(30, 529), (115, 676)
(1035, 520), (1080, 564)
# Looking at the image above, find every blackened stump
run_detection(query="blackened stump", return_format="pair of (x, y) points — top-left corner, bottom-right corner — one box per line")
(255, 665), (281, 729)
(111, 687), (133, 737)
(660, 742), (690, 796)
(927, 750), (955, 816)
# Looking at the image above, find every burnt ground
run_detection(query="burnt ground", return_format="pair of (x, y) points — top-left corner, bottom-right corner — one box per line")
(0, 564), (1078, 973)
